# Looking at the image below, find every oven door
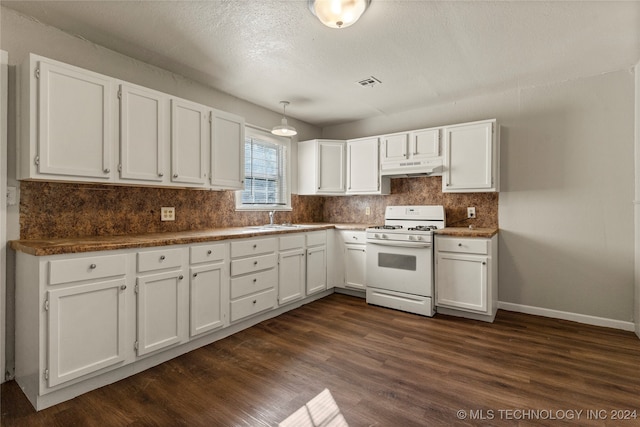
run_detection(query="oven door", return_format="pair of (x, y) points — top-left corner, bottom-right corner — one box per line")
(365, 240), (433, 297)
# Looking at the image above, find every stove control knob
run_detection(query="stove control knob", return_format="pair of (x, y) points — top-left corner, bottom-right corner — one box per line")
(374, 233), (380, 239)
(408, 235), (415, 241)
(417, 236), (423, 241)
(382, 234), (388, 239)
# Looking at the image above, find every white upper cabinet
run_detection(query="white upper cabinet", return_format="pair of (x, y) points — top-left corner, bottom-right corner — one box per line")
(119, 83), (166, 183)
(20, 54), (245, 190)
(347, 137), (390, 195)
(410, 128), (441, 160)
(21, 56), (113, 181)
(210, 109), (245, 190)
(170, 98), (208, 186)
(381, 133), (408, 163)
(443, 120), (499, 192)
(298, 139), (346, 195)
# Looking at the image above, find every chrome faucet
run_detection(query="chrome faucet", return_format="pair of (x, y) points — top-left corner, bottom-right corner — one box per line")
(269, 210), (275, 225)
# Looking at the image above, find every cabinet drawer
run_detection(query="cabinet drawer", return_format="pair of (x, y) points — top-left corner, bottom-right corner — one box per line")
(230, 288), (277, 322)
(340, 230), (366, 244)
(190, 243), (225, 264)
(231, 253), (277, 276)
(279, 234), (305, 251)
(231, 238), (277, 258)
(137, 248), (183, 272)
(306, 231), (326, 246)
(49, 254), (127, 285)
(230, 268), (277, 299)
(437, 237), (488, 255)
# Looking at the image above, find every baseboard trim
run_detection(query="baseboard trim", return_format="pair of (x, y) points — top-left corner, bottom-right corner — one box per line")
(498, 301), (636, 332)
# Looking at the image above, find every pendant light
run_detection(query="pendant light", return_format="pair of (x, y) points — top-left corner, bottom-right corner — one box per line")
(271, 101), (297, 137)
(308, 0), (371, 29)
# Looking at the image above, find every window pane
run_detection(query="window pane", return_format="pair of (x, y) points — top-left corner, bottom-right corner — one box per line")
(240, 132), (288, 206)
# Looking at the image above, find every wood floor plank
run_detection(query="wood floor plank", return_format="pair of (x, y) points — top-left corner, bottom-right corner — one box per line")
(2, 293), (640, 426)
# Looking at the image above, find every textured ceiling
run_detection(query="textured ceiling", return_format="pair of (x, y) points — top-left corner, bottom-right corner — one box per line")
(3, 0), (640, 127)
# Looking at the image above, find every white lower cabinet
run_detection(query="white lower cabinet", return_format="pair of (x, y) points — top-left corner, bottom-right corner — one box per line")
(305, 231), (327, 295)
(135, 248), (187, 356)
(435, 234), (498, 322)
(189, 243), (229, 337)
(278, 234), (306, 305)
(47, 277), (127, 387)
(230, 237), (278, 322)
(334, 230), (366, 293)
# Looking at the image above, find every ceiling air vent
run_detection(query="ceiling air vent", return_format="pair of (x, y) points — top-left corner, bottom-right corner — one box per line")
(357, 76), (381, 88)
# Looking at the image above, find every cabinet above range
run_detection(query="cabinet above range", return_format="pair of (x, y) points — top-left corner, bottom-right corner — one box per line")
(19, 54), (245, 191)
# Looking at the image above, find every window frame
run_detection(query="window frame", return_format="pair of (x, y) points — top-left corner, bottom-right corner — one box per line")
(235, 126), (292, 212)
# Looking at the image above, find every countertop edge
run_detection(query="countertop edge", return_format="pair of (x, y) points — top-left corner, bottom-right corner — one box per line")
(435, 227), (499, 238)
(9, 223), (373, 256)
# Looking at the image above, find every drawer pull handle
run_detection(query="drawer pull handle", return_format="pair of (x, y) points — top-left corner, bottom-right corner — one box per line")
(458, 243), (462, 247)
(160, 255), (166, 261)
(120, 285), (127, 290)
(253, 244), (257, 249)
(207, 250), (212, 255)
(178, 275), (184, 280)
(252, 300), (257, 304)
(89, 264), (97, 269)
(193, 273), (198, 277)
(253, 278), (257, 283)
(254, 261), (258, 265)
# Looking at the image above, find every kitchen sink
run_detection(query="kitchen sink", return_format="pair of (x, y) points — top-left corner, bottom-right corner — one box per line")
(242, 224), (312, 232)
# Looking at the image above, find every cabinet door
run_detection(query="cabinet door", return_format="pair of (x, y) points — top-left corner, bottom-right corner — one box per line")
(278, 249), (305, 305)
(190, 263), (228, 337)
(211, 109), (245, 190)
(344, 244), (366, 290)
(317, 141), (346, 193)
(306, 246), (326, 295)
(119, 84), (165, 182)
(443, 121), (494, 191)
(37, 60), (112, 179)
(136, 270), (185, 356)
(381, 134), (408, 163)
(411, 128), (440, 160)
(170, 98), (207, 186)
(436, 253), (488, 313)
(347, 138), (380, 193)
(47, 278), (126, 387)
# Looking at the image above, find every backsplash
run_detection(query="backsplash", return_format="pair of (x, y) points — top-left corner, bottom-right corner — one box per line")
(19, 177), (497, 240)
(322, 176), (498, 228)
(19, 182), (324, 240)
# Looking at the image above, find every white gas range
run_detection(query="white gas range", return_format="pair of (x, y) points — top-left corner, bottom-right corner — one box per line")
(365, 205), (446, 317)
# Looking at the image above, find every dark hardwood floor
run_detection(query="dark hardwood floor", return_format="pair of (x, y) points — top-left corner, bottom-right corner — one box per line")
(2, 293), (640, 426)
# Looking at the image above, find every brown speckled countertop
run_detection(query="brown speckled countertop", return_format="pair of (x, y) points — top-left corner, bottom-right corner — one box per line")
(10, 223), (373, 256)
(435, 227), (499, 238)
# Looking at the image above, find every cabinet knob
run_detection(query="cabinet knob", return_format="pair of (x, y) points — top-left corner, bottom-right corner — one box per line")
(252, 300), (257, 304)
(120, 285), (127, 290)
(193, 273), (198, 277)
(158, 172), (164, 177)
(89, 264), (97, 269)
(253, 278), (257, 283)
(173, 173), (178, 178)
(458, 243), (462, 247)
(178, 275), (184, 280)
(253, 244), (257, 249)
(160, 255), (166, 261)
(207, 250), (212, 255)
(254, 261), (258, 265)
(104, 168), (110, 173)
(482, 262), (487, 265)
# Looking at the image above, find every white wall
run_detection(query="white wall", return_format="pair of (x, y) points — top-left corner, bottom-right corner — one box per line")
(1, 49), (8, 382)
(635, 62), (640, 338)
(324, 70), (636, 325)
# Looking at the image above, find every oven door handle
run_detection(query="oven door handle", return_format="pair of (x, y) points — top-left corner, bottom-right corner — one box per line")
(367, 241), (432, 249)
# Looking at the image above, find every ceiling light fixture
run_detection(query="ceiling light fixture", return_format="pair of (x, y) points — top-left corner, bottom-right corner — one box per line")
(271, 101), (297, 137)
(308, 0), (371, 29)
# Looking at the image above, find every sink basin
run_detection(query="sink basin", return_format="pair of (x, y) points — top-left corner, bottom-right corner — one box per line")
(242, 224), (311, 232)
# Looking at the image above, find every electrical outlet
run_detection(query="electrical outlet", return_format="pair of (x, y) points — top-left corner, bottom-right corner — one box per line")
(365, 206), (371, 216)
(161, 207), (175, 221)
(467, 207), (476, 219)
(6, 186), (17, 206)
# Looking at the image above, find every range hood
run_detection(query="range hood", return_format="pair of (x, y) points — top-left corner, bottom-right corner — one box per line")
(380, 158), (443, 178)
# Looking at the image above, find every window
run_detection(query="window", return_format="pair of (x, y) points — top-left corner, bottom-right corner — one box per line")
(236, 127), (291, 211)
